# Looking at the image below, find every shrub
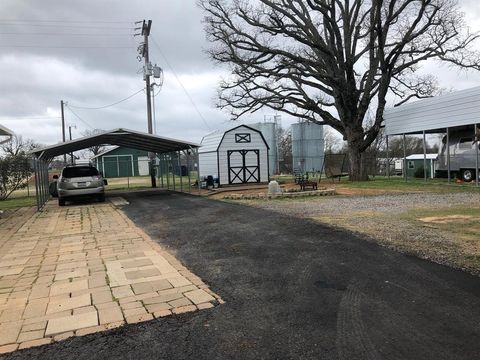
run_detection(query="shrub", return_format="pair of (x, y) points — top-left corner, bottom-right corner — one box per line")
(0, 154), (33, 200)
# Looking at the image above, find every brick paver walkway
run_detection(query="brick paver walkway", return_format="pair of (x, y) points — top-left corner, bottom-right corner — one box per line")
(0, 202), (222, 354)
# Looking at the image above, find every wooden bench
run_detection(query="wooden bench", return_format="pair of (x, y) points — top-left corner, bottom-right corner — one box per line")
(298, 180), (318, 191)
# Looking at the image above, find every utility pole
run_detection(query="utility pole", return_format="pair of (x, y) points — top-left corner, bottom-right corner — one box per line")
(136, 19), (156, 188)
(60, 100), (66, 165)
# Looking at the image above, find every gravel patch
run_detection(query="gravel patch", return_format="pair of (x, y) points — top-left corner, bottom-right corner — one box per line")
(253, 192), (480, 216)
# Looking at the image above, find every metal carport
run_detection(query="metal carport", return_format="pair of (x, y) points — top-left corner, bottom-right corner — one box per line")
(0, 124), (14, 145)
(384, 86), (480, 186)
(30, 128), (200, 210)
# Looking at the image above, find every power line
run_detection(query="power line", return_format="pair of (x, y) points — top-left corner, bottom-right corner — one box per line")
(0, 45), (134, 49)
(0, 19), (133, 24)
(0, 116), (61, 120)
(64, 106), (94, 129)
(150, 36), (212, 131)
(0, 32), (134, 36)
(68, 88), (145, 110)
(0, 23), (133, 29)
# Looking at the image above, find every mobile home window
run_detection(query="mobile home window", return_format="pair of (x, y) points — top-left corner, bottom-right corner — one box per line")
(458, 138), (473, 150)
(408, 161), (415, 169)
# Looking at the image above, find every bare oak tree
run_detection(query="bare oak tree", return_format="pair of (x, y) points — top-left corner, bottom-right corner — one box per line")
(200, 0), (480, 180)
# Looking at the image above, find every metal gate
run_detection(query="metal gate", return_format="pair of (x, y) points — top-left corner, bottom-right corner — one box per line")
(227, 149), (260, 184)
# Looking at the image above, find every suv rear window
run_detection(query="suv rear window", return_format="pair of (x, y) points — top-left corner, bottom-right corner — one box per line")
(62, 166), (99, 178)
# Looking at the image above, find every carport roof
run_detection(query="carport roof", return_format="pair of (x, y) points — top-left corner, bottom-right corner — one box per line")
(30, 128), (200, 161)
(0, 124), (14, 144)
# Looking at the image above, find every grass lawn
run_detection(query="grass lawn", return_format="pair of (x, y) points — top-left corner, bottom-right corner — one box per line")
(405, 206), (480, 271)
(0, 196), (36, 210)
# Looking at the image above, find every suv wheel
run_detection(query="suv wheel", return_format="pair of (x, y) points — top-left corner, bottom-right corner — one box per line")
(58, 197), (66, 206)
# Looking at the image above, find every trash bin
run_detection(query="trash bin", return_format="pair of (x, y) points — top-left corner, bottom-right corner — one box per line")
(206, 175), (214, 189)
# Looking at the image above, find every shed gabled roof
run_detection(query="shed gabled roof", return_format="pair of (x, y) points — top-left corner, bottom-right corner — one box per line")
(199, 124), (270, 153)
(199, 130), (224, 153)
(30, 128), (200, 161)
(406, 154), (438, 160)
(90, 146), (120, 159)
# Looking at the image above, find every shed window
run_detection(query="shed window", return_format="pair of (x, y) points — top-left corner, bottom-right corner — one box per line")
(458, 138), (473, 150)
(408, 161), (415, 169)
(235, 133), (251, 143)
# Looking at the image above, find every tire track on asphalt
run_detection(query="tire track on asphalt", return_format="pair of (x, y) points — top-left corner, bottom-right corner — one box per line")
(336, 279), (382, 360)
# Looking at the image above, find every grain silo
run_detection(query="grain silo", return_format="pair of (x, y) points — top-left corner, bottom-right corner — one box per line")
(291, 121), (324, 172)
(250, 116), (281, 175)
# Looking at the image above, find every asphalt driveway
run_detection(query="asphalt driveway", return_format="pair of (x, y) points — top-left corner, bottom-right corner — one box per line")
(7, 191), (480, 359)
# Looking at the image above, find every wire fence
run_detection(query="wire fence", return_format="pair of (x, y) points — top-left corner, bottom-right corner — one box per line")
(94, 157), (200, 193)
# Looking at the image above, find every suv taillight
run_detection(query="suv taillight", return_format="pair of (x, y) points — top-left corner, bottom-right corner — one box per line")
(60, 177), (70, 183)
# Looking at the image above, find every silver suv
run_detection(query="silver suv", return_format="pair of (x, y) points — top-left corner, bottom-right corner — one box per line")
(56, 165), (107, 206)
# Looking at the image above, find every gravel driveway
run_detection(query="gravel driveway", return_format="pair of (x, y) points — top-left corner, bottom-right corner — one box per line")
(254, 192), (480, 215)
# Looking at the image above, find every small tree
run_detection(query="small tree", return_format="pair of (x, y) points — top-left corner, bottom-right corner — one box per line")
(0, 153), (32, 200)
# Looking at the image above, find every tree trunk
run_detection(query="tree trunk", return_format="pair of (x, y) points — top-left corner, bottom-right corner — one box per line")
(347, 144), (368, 181)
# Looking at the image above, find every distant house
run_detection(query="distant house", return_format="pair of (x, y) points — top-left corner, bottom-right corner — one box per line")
(199, 125), (269, 185)
(92, 146), (150, 178)
(0, 124), (13, 145)
(405, 154), (438, 178)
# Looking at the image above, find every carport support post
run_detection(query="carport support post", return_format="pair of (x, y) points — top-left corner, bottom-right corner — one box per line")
(447, 127), (451, 183)
(159, 154), (164, 188)
(403, 133), (407, 182)
(423, 131), (427, 182)
(149, 154), (157, 188)
(196, 148), (201, 193)
(172, 152), (176, 191)
(386, 135), (390, 178)
(34, 158), (40, 210)
(186, 150), (192, 193)
(166, 155), (170, 190)
(475, 124), (479, 187)
(178, 151), (183, 192)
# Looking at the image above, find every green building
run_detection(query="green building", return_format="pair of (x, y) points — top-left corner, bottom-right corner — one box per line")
(405, 154), (438, 178)
(93, 146), (151, 178)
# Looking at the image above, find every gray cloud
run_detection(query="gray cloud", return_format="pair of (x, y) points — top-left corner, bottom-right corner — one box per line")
(1, 0), (480, 149)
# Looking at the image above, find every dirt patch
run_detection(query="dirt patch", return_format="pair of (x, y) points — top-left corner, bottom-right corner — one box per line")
(418, 215), (478, 224)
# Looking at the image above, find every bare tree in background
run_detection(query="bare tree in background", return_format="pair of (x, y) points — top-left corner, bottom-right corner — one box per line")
(200, 0), (480, 180)
(323, 126), (345, 154)
(1, 135), (38, 156)
(278, 128), (292, 173)
(81, 129), (106, 158)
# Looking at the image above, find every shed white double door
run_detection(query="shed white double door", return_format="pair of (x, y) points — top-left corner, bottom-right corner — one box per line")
(227, 149), (260, 184)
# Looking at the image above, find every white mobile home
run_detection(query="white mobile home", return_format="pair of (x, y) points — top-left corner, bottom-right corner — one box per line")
(199, 125), (269, 185)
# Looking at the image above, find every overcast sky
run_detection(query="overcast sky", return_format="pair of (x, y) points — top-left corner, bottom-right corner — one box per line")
(2, 0), (480, 147)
